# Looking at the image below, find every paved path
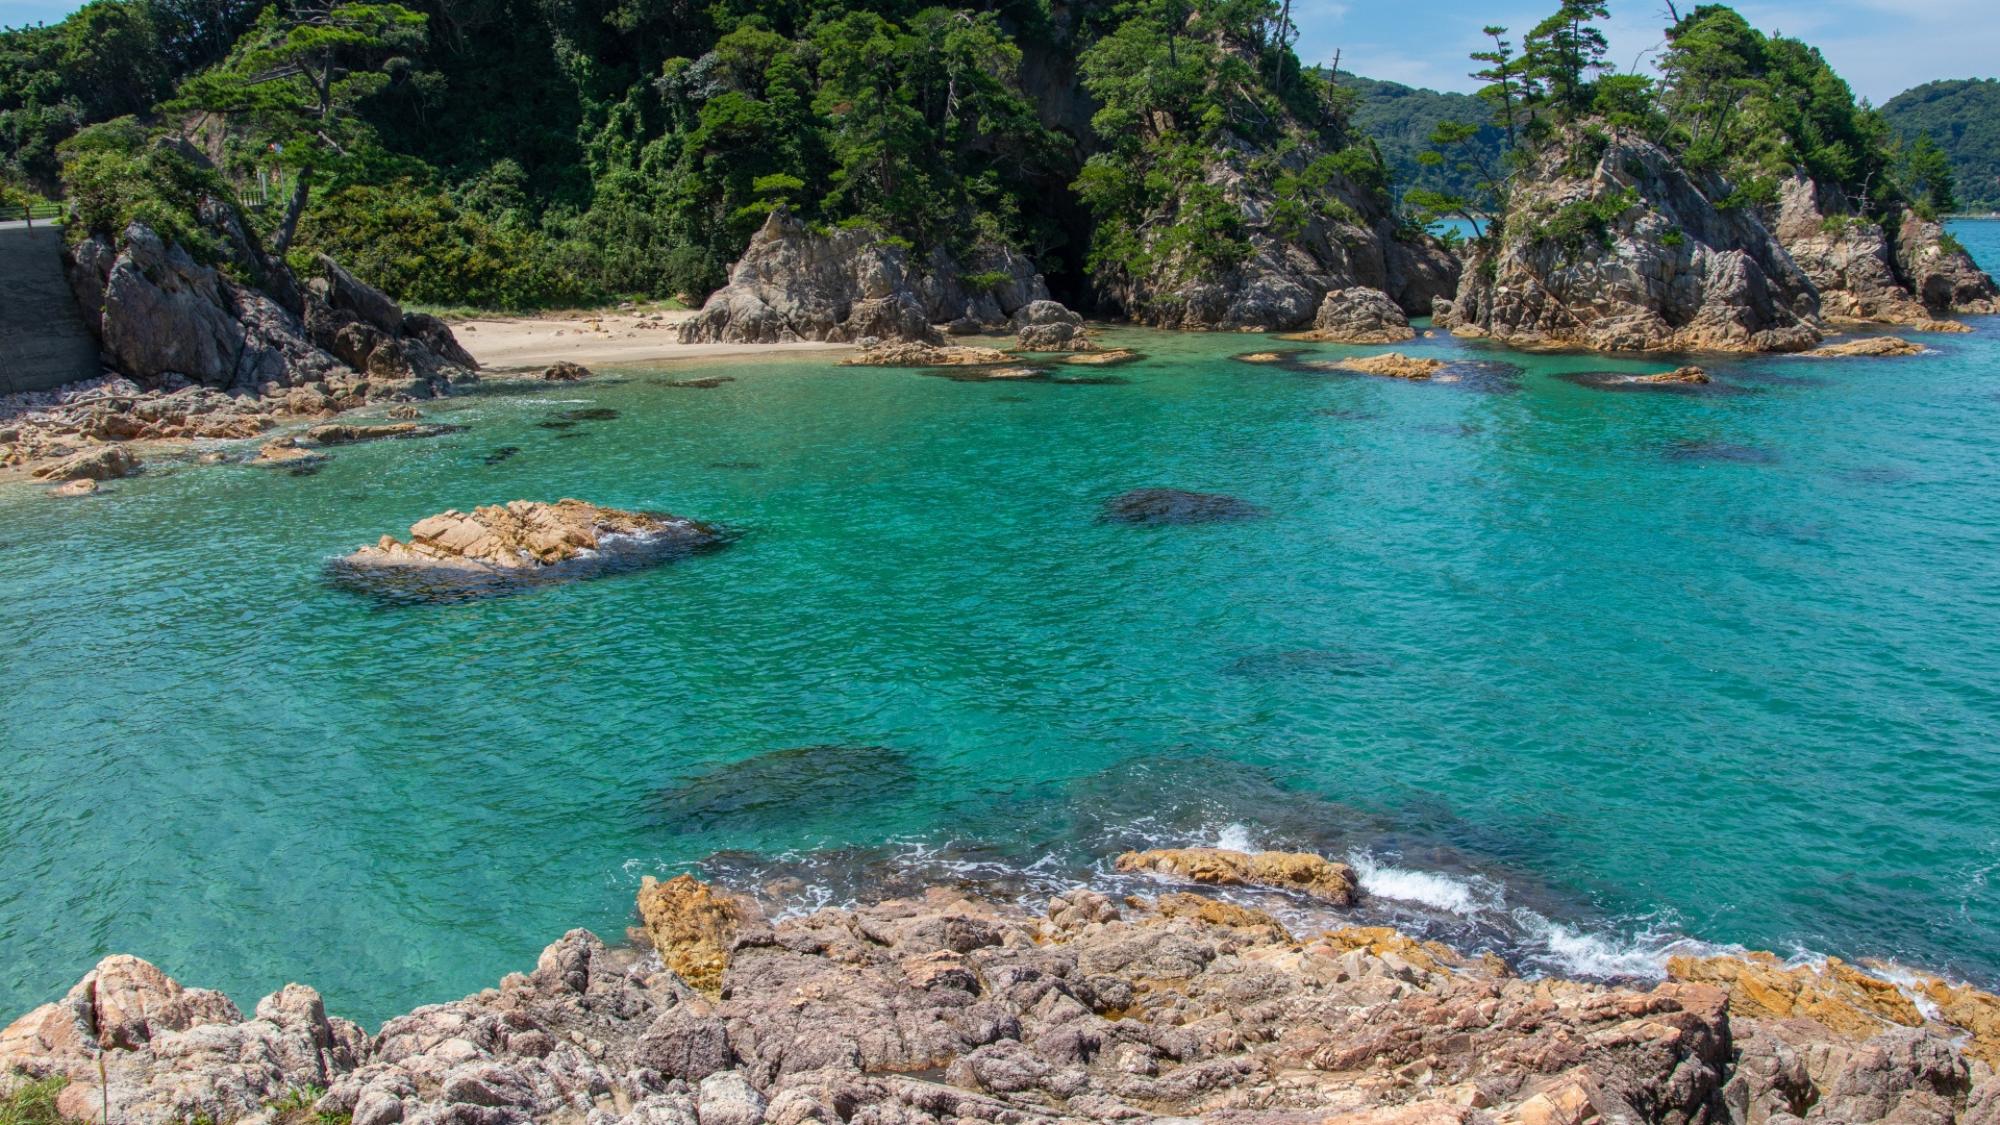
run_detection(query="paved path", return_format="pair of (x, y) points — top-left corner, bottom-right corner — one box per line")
(0, 224), (101, 395)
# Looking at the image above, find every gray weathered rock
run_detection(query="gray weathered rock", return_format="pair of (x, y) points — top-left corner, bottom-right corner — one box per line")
(1012, 299), (1092, 351)
(1444, 124), (1824, 353)
(1292, 286), (1415, 342)
(1893, 209), (2000, 315)
(679, 211), (1053, 346)
(6, 868), (1997, 1125)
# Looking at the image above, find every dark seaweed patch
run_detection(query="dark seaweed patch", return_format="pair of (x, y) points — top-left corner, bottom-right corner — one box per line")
(483, 446), (521, 466)
(1224, 648), (1391, 679)
(706, 460), (764, 470)
(557, 407), (621, 422)
(657, 376), (735, 389)
(1049, 374), (1131, 386)
(1101, 488), (1267, 525)
(1556, 370), (1744, 395)
(655, 745), (916, 834)
(537, 420), (578, 430)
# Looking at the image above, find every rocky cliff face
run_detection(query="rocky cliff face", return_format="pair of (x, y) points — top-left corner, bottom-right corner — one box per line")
(65, 205), (475, 404)
(678, 211), (1059, 346)
(1443, 127), (1823, 353)
(1094, 134), (1459, 332)
(1768, 175), (2000, 325)
(1770, 175), (1933, 325)
(1892, 210), (2000, 315)
(6, 849), (1997, 1125)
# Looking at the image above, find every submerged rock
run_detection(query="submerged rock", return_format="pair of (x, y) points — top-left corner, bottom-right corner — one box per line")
(330, 499), (724, 601)
(249, 437), (325, 468)
(1115, 846), (1359, 905)
(1100, 488), (1267, 525)
(1809, 336), (1928, 357)
(47, 478), (100, 497)
(1286, 286), (1416, 343)
(656, 745), (916, 834)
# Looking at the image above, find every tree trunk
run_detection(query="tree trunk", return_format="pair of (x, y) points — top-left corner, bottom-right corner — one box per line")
(273, 169), (311, 256)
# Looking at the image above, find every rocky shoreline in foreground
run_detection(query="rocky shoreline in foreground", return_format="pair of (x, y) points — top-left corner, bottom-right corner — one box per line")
(4, 846), (1995, 1125)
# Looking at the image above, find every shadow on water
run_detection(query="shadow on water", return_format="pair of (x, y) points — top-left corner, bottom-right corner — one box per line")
(654, 745), (918, 835)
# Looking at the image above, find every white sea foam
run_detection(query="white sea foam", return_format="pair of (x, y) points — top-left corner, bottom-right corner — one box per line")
(1211, 823), (1257, 852)
(1348, 852), (1492, 915)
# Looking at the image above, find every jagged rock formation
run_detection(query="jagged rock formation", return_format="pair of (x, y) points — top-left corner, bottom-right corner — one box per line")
(1287, 286), (1417, 343)
(678, 211), (1065, 346)
(1893, 210), (2000, 315)
(1443, 127), (1824, 353)
(66, 212), (474, 403)
(5, 859), (1999, 1125)
(330, 500), (725, 601)
(1771, 175), (1933, 325)
(1012, 300), (1093, 351)
(1092, 136), (1459, 332)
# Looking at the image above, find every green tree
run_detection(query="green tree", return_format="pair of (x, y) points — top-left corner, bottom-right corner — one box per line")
(1902, 134), (1956, 214)
(173, 0), (426, 254)
(1469, 26), (1525, 145)
(1523, 0), (1609, 117)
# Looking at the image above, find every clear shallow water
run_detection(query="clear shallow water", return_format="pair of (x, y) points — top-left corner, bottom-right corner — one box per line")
(4, 226), (2000, 1026)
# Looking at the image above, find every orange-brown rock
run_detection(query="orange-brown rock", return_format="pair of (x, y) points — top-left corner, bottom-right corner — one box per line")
(1115, 846), (1358, 905)
(636, 874), (749, 997)
(1320, 925), (1507, 978)
(30, 444), (137, 482)
(1061, 348), (1141, 366)
(1314, 352), (1447, 381)
(1638, 365), (1711, 384)
(840, 342), (1012, 367)
(1667, 952), (1924, 1036)
(1150, 893), (1294, 941)
(348, 500), (710, 571)
(1808, 336), (1927, 357)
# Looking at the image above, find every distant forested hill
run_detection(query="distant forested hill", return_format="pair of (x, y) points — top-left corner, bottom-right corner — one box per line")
(1340, 75), (1507, 209)
(1882, 79), (2000, 211)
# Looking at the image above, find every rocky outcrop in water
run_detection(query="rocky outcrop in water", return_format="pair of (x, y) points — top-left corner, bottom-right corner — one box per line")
(1287, 286), (1417, 343)
(7, 856), (1999, 1125)
(1012, 300), (1094, 352)
(839, 342), (1014, 367)
(1442, 126), (1823, 353)
(1808, 336), (1928, 357)
(1771, 176), (1933, 326)
(330, 500), (724, 601)
(1095, 137), (1458, 332)
(1892, 211), (2000, 315)
(678, 211), (1065, 346)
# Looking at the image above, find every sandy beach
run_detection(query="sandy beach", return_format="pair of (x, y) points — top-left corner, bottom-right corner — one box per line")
(450, 306), (855, 370)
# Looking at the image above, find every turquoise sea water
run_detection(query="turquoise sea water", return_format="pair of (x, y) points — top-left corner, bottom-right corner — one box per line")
(4, 226), (2000, 1026)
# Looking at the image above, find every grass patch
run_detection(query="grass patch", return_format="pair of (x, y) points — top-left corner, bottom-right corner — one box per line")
(0, 1076), (72, 1125)
(268, 1084), (348, 1125)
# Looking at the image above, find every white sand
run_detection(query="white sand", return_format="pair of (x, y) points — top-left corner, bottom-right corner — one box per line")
(451, 307), (854, 370)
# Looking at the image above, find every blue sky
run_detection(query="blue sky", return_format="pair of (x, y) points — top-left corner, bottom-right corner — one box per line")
(1291, 0), (1997, 104)
(2, 0), (1990, 104)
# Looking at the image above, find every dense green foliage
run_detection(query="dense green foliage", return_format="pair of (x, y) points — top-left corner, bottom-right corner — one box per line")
(1400, 0), (1949, 243)
(1340, 76), (1506, 209)
(1882, 79), (2000, 211)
